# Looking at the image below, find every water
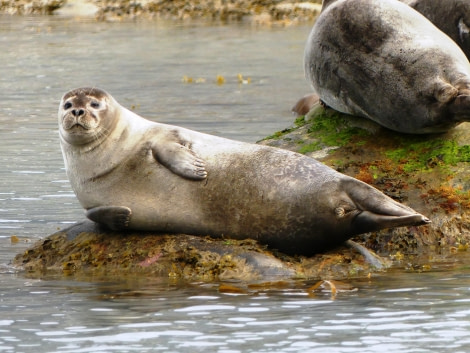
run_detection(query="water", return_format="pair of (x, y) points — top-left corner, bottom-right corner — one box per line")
(1, 15), (470, 353)
(2, 263), (470, 352)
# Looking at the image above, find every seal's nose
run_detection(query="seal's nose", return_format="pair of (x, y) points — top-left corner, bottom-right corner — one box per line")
(72, 109), (85, 117)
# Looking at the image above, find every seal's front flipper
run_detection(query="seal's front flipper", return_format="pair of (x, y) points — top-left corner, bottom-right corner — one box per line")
(86, 206), (132, 230)
(152, 138), (207, 180)
(345, 240), (389, 270)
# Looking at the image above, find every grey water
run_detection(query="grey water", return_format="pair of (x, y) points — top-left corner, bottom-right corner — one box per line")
(1, 15), (470, 353)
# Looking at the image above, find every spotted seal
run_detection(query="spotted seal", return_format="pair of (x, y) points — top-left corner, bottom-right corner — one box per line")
(296, 0), (470, 133)
(58, 87), (430, 255)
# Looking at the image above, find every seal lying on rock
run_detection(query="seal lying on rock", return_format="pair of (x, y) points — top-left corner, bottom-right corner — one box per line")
(401, 0), (470, 59)
(58, 87), (430, 255)
(297, 0), (470, 133)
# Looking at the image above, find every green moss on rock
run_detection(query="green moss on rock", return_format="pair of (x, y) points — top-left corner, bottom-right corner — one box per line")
(306, 108), (370, 148)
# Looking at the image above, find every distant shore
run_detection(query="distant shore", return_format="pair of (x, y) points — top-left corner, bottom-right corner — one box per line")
(0, 0), (322, 24)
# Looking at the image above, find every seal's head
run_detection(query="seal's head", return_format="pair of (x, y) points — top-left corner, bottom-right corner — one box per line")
(58, 87), (118, 146)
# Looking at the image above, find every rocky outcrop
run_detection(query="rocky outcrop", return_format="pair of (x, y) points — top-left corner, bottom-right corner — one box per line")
(0, 0), (322, 23)
(13, 220), (388, 281)
(0, 0), (65, 15)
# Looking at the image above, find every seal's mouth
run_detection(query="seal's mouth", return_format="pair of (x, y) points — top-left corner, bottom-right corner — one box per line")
(65, 122), (91, 131)
(62, 112), (98, 132)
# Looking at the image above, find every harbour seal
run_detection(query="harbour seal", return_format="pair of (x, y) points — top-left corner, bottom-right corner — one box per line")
(299, 0), (470, 133)
(58, 87), (429, 255)
(401, 0), (470, 59)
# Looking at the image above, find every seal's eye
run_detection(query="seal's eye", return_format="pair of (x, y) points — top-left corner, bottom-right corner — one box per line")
(64, 102), (72, 110)
(90, 101), (100, 109)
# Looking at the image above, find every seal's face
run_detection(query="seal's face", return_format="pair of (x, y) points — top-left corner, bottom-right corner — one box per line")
(58, 87), (117, 146)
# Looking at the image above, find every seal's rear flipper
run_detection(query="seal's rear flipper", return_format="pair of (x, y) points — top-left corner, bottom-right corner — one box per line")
(353, 210), (430, 234)
(291, 94), (319, 116)
(343, 178), (430, 234)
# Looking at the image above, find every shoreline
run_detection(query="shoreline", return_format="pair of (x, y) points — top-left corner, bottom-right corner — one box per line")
(0, 0), (322, 24)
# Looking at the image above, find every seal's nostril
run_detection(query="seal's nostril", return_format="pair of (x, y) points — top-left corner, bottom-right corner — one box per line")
(72, 109), (85, 117)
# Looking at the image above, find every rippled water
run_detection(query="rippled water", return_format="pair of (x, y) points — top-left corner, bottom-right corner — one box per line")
(1, 15), (470, 353)
(2, 262), (470, 353)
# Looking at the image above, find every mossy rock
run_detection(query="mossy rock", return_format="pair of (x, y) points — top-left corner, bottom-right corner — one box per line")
(260, 104), (470, 257)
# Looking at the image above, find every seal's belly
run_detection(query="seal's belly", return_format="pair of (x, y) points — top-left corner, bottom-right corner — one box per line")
(75, 144), (329, 237)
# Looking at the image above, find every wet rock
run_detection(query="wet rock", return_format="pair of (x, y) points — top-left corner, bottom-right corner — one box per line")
(0, 0), (65, 15)
(13, 219), (390, 281)
(54, 0), (99, 17)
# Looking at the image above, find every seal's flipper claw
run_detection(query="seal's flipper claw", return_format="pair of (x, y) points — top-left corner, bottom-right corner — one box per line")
(152, 142), (208, 180)
(86, 206), (132, 230)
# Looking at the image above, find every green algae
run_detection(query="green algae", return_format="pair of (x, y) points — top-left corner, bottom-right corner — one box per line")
(306, 109), (370, 148)
(385, 137), (470, 174)
(260, 107), (370, 155)
(298, 141), (322, 154)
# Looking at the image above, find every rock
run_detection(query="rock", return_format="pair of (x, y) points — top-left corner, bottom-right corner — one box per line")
(54, 0), (99, 17)
(0, 0), (65, 15)
(0, 0), (322, 23)
(13, 219), (390, 281)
